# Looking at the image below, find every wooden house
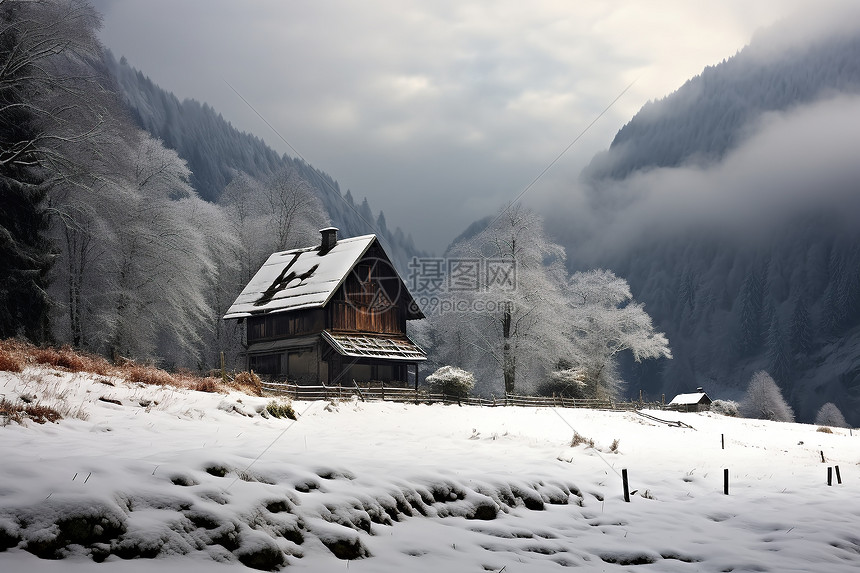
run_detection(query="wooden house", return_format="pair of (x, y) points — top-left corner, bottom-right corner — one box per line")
(224, 228), (426, 386)
(667, 387), (712, 412)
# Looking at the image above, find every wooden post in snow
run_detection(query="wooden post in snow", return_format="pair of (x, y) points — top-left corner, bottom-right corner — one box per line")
(724, 468), (729, 495)
(622, 469), (630, 502)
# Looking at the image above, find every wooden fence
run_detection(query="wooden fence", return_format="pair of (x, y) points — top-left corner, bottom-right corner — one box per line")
(260, 381), (667, 411)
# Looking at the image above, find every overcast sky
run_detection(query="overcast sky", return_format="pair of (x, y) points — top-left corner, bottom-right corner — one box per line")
(93, 0), (819, 253)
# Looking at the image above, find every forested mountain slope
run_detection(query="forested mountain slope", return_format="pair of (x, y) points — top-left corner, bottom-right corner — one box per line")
(103, 52), (424, 269)
(584, 26), (860, 181)
(547, 14), (860, 424)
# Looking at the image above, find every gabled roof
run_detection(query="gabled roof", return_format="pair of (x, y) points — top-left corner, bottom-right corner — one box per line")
(321, 331), (427, 362)
(668, 391), (711, 406)
(224, 235), (377, 319)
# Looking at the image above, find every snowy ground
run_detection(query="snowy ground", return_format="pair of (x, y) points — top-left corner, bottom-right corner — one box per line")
(1, 366), (859, 572)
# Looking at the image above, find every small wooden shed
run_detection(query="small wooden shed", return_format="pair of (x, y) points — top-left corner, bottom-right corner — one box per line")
(668, 387), (712, 412)
(223, 228), (426, 386)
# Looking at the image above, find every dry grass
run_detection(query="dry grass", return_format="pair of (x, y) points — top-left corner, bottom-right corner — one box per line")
(0, 339), (110, 375)
(0, 338), (252, 397)
(232, 371), (262, 396)
(124, 364), (175, 386)
(0, 339), (28, 372)
(817, 426), (834, 434)
(570, 432), (595, 448)
(0, 351), (24, 373)
(191, 378), (221, 393)
(0, 397), (63, 425)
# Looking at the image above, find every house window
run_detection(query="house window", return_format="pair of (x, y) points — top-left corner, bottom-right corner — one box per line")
(249, 353), (281, 378)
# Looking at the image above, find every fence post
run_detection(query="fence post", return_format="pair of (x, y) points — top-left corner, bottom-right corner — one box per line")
(721, 434), (725, 450)
(622, 469), (630, 502)
(828, 466), (833, 486)
(723, 468), (729, 495)
(835, 465), (842, 484)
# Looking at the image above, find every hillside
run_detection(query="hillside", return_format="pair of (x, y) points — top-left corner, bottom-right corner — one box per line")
(545, 14), (860, 424)
(103, 52), (424, 270)
(583, 26), (860, 181)
(1, 363), (858, 571)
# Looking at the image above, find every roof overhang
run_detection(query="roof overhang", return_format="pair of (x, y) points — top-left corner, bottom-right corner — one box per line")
(321, 330), (427, 362)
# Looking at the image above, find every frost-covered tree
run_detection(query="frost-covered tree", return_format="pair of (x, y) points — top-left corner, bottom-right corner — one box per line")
(815, 402), (848, 428)
(220, 168), (328, 276)
(710, 399), (740, 417)
(98, 132), (222, 364)
(263, 167), (328, 252)
(0, 0), (104, 342)
(536, 361), (588, 398)
(564, 269), (672, 400)
(740, 370), (794, 422)
(425, 366), (475, 398)
(162, 196), (240, 369)
(219, 171), (270, 287)
(432, 205), (567, 395)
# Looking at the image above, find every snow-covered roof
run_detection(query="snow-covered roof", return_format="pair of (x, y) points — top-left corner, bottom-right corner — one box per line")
(322, 330), (427, 362)
(223, 235), (377, 319)
(668, 391), (711, 405)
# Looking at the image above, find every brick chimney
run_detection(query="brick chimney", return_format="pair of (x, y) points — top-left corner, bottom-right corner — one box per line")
(320, 227), (338, 253)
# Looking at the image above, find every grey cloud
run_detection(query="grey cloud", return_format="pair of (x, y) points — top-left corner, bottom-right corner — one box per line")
(94, 0), (825, 252)
(561, 94), (860, 264)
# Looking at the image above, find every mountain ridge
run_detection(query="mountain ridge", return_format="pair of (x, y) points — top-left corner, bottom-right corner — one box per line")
(102, 51), (425, 271)
(548, 18), (860, 424)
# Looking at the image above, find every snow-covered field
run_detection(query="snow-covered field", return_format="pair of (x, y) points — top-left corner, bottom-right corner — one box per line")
(1, 366), (859, 572)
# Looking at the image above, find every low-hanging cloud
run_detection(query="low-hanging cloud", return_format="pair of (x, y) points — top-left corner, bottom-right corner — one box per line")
(560, 93), (860, 264)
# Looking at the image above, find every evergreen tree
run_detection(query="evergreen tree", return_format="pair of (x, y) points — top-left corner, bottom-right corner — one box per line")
(789, 296), (812, 356)
(820, 282), (841, 338)
(766, 315), (791, 384)
(0, 1), (52, 341)
(735, 273), (764, 357)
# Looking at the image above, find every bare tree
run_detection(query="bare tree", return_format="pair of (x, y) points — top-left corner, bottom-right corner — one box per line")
(0, 0), (104, 177)
(262, 167), (328, 252)
(0, 0), (106, 341)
